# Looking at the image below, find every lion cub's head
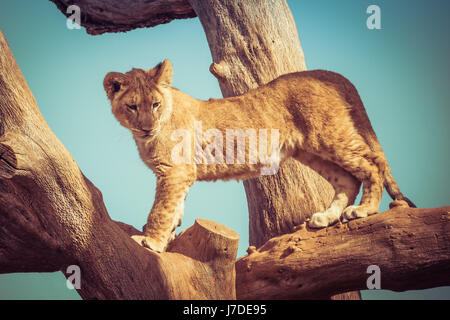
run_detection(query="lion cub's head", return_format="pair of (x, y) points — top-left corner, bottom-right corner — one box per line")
(103, 59), (173, 137)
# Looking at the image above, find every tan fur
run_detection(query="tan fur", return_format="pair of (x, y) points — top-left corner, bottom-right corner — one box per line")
(104, 59), (415, 252)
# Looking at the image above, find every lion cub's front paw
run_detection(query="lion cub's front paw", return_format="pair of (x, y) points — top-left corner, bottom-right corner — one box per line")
(309, 212), (331, 228)
(309, 208), (341, 229)
(131, 235), (165, 253)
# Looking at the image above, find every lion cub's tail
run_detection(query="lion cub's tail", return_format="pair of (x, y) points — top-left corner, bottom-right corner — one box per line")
(359, 121), (417, 208)
(342, 77), (416, 208)
(356, 114), (416, 208)
(382, 165), (417, 208)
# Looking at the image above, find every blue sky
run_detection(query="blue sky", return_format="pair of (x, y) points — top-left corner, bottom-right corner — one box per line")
(0, 0), (449, 299)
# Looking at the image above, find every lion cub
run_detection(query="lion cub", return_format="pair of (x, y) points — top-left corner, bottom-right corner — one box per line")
(104, 59), (415, 252)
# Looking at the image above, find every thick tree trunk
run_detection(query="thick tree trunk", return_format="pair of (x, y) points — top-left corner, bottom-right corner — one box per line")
(186, 0), (357, 248)
(0, 30), (238, 300)
(187, 0), (360, 299)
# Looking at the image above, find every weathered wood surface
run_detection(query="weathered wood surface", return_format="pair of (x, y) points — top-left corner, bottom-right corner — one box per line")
(236, 206), (450, 299)
(49, 0), (196, 35)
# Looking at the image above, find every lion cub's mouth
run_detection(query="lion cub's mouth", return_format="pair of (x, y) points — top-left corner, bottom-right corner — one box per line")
(131, 128), (152, 138)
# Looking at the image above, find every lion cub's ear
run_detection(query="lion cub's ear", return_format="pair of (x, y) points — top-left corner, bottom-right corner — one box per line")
(153, 59), (173, 87)
(104, 72), (126, 100)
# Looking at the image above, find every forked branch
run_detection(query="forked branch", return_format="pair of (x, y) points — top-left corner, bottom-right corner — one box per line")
(0, 30), (237, 299)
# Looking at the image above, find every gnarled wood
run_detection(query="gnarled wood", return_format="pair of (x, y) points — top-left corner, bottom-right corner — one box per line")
(0, 30), (237, 299)
(236, 206), (450, 299)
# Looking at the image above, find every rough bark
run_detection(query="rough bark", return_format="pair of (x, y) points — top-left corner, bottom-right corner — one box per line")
(236, 206), (450, 300)
(49, 0), (196, 35)
(0, 30), (238, 299)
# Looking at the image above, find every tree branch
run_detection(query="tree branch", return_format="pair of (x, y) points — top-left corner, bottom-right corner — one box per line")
(49, 0), (196, 35)
(236, 206), (450, 299)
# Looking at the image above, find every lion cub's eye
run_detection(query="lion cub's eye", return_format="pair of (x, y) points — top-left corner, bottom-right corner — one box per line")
(127, 104), (137, 111)
(152, 102), (161, 109)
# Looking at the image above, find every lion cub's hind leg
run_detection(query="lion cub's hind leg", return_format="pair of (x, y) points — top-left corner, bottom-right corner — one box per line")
(341, 151), (385, 221)
(299, 123), (385, 226)
(295, 154), (359, 228)
(320, 137), (385, 222)
(310, 174), (359, 228)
